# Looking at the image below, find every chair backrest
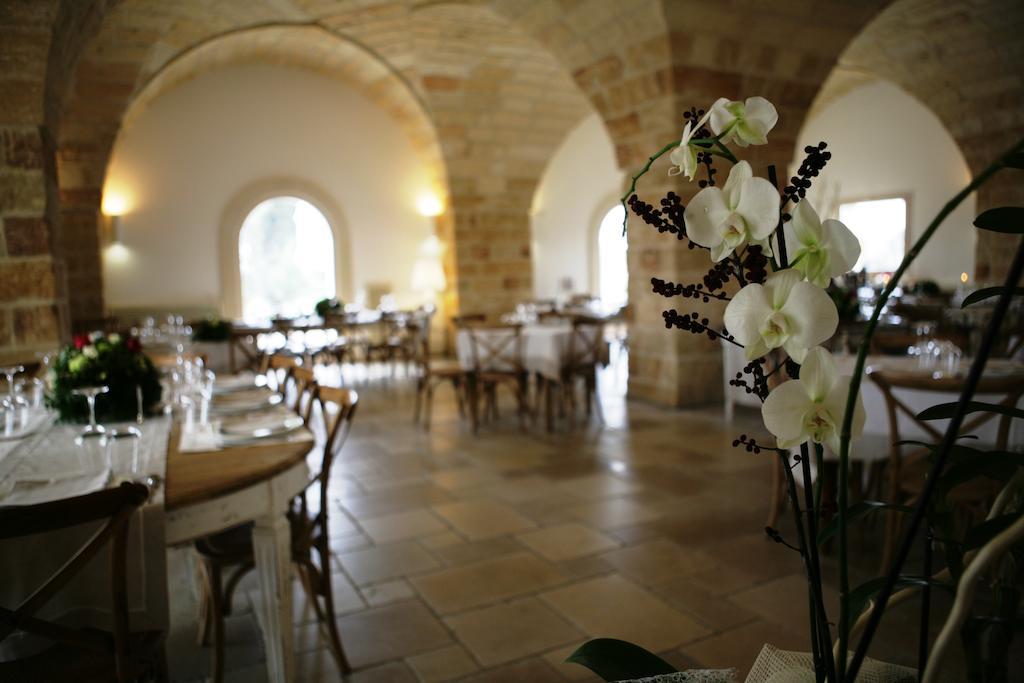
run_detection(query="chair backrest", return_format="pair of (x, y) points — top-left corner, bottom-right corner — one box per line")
(289, 366), (317, 417)
(867, 367), (1024, 475)
(465, 324), (523, 374)
(307, 387), (359, 511)
(0, 482), (150, 682)
(452, 313), (486, 327)
(261, 353), (300, 393)
(565, 316), (606, 370)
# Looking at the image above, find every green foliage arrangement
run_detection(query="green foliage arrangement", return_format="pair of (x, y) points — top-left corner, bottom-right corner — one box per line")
(47, 332), (162, 423)
(193, 317), (232, 342)
(315, 297), (343, 317)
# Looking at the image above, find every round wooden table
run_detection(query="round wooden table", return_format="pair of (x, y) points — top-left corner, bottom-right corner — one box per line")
(164, 426), (313, 683)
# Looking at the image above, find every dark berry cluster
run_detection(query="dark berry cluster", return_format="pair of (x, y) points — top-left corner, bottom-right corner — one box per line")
(741, 245), (769, 284)
(627, 194), (685, 241)
(733, 433), (765, 454)
(662, 309), (735, 343)
(729, 359), (769, 400)
(783, 141), (831, 204)
(651, 277), (729, 303)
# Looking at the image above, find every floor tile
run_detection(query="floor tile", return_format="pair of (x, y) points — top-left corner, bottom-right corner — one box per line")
(360, 509), (449, 544)
(432, 499), (537, 539)
(542, 574), (710, 653)
(652, 578), (758, 632)
(419, 530), (464, 550)
(411, 551), (566, 614)
(730, 574), (839, 630)
(430, 536), (523, 566)
(406, 644), (480, 682)
(339, 541), (440, 585)
(556, 473), (644, 499)
(430, 467), (503, 491)
(361, 578), (416, 606)
(337, 600), (453, 668)
(680, 619), (807, 679)
(517, 523), (620, 562)
(601, 539), (717, 586)
(541, 641), (604, 681)
(444, 596), (582, 666)
(460, 657), (565, 682)
(568, 496), (664, 530)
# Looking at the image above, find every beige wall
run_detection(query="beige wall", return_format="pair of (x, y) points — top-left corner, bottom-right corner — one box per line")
(530, 113), (623, 301)
(102, 63), (437, 318)
(799, 79), (976, 289)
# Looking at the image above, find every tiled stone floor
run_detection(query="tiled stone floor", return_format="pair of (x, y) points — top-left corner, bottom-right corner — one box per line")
(167, 360), (964, 682)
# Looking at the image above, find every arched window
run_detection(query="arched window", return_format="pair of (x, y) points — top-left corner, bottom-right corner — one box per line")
(238, 196), (336, 320)
(597, 204), (628, 311)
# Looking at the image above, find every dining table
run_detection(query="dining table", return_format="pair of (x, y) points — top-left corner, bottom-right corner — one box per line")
(0, 375), (313, 683)
(454, 321), (607, 381)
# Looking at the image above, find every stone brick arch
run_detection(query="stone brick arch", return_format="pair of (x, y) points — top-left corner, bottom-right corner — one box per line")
(818, 0), (1024, 281)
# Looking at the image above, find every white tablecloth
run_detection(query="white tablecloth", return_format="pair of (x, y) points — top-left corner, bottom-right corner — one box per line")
(0, 413), (172, 655)
(455, 323), (604, 381)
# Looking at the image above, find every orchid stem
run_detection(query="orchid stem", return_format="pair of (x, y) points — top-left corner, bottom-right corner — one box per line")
(619, 141), (678, 234)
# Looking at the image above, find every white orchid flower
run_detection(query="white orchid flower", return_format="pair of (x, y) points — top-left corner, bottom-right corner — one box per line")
(684, 161), (780, 262)
(668, 110), (712, 181)
(82, 344), (98, 359)
(709, 96), (778, 147)
(724, 269), (838, 362)
(785, 201), (861, 287)
(762, 346), (865, 453)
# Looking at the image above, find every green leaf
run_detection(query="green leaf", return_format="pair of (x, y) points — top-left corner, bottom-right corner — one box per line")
(849, 576), (949, 622)
(964, 513), (1023, 551)
(817, 501), (912, 544)
(975, 207), (1024, 234)
(962, 287), (1024, 308)
(916, 401), (1024, 422)
(1005, 152), (1024, 170)
(566, 639), (677, 681)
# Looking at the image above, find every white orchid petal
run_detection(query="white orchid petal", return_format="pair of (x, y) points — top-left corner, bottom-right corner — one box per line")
(724, 283), (770, 348)
(764, 269), (803, 309)
(721, 161), (751, 209)
(762, 380), (813, 444)
(823, 376), (866, 440)
(684, 187), (729, 249)
(708, 97), (734, 137)
(781, 281), (839, 350)
(743, 337), (771, 361)
(736, 177), (781, 240)
(710, 239), (735, 262)
(791, 201), (823, 245)
(800, 347), (838, 402)
(822, 219), (861, 276)
(741, 96), (778, 141)
(784, 340), (808, 364)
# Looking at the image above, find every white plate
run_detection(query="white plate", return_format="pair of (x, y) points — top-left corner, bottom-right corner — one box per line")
(210, 390), (282, 415)
(219, 423), (305, 446)
(213, 374), (267, 395)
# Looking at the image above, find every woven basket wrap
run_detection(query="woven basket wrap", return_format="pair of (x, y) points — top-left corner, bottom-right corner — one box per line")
(619, 670), (738, 682)
(744, 644), (916, 683)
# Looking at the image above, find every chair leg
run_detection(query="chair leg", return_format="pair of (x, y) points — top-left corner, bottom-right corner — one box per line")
(453, 378), (466, 418)
(425, 385), (434, 429)
(413, 378), (423, 423)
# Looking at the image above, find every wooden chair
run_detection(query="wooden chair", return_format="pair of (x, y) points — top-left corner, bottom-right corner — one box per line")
(0, 482), (161, 683)
(411, 322), (468, 429)
(867, 367), (1024, 570)
(464, 323), (529, 431)
(193, 386), (359, 682)
(536, 316), (606, 431)
(260, 353), (299, 393)
(451, 313), (486, 327)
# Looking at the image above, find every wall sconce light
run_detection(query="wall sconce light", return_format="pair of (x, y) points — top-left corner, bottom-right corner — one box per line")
(411, 235), (447, 302)
(415, 192), (445, 218)
(102, 192), (128, 246)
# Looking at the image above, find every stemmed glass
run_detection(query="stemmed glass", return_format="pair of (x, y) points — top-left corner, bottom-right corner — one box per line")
(72, 385), (109, 443)
(0, 365), (29, 430)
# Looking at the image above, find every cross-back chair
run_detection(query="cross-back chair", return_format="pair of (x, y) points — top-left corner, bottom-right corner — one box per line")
(193, 385), (359, 682)
(260, 353), (299, 394)
(464, 323), (529, 431)
(867, 367), (1024, 570)
(411, 321), (468, 429)
(535, 316), (605, 431)
(0, 481), (160, 683)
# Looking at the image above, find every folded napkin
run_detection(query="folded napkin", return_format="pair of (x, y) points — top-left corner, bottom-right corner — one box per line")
(177, 423), (222, 453)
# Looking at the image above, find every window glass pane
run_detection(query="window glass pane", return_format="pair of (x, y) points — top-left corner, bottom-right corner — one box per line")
(598, 204), (628, 311)
(239, 197), (336, 320)
(838, 197), (907, 275)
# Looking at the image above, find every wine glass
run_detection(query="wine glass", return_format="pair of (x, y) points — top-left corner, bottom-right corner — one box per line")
(72, 385), (109, 443)
(0, 365), (29, 428)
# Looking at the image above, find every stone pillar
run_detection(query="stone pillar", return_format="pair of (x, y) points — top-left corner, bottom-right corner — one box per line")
(0, 0), (66, 363)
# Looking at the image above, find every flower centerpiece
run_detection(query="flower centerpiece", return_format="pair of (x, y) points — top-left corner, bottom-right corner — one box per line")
(48, 332), (162, 423)
(568, 96), (1024, 682)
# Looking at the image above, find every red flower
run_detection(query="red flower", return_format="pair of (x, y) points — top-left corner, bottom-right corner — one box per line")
(73, 333), (90, 350)
(125, 336), (142, 353)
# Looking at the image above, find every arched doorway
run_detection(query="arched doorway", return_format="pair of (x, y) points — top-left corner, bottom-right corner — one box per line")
(238, 196), (336, 320)
(597, 204), (628, 312)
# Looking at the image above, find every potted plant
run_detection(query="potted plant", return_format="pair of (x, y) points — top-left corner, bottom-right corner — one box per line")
(191, 317), (233, 373)
(568, 95), (1024, 682)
